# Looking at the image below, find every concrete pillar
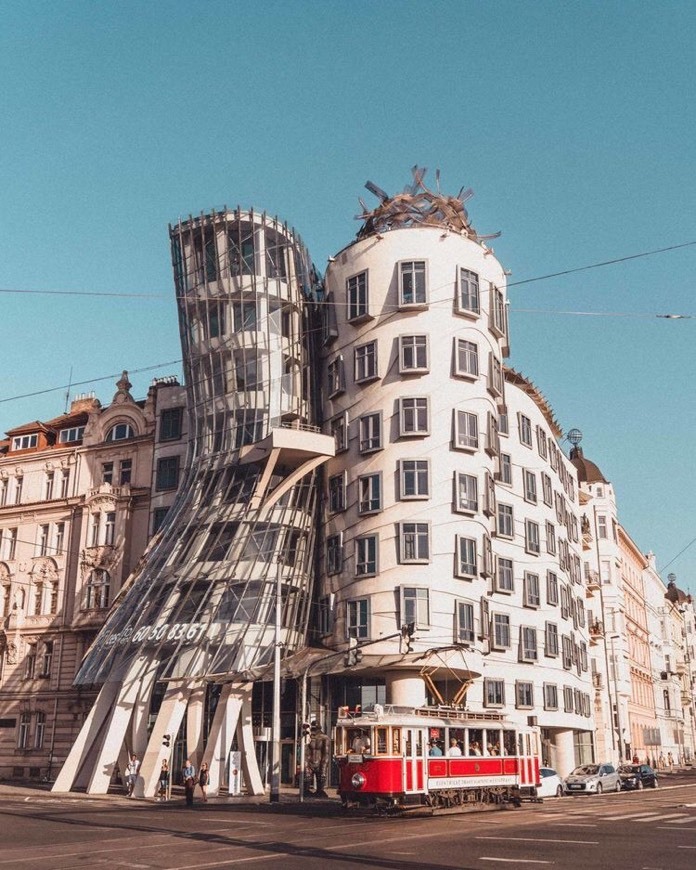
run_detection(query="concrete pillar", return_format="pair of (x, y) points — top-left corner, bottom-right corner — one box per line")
(553, 728), (576, 778)
(135, 680), (190, 799)
(186, 684), (206, 766)
(131, 664), (158, 757)
(385, 672), (426, 707)
(202, 684), (241, 796)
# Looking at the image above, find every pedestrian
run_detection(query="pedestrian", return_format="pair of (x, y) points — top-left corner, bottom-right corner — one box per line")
(182, 758), (196, 806)
(157, 759), (169, 801)
(667, 751), (674, 773)
(632, 753), (639, 764)
(198, 761), (209, 802)
(658, 752), (665, 770)
(125, 753), (140, 797)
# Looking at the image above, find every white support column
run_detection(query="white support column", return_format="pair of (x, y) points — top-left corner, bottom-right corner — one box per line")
(186, 684), (206, 766)
(51, 679), (122, 793)
(386, 672), (427, 707)
(553, 728), (576, 778)
(237, 685), (264, 795)
(202, 684), (240, 797)
(132, 664), (159, 757)
(135, 680), (190, 799)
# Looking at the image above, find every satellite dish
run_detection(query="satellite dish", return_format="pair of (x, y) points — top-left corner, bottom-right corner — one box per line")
(567, 428), (583, 447)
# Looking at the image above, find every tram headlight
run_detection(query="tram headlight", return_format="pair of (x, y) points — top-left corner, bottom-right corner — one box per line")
(351, 772), (366, 790)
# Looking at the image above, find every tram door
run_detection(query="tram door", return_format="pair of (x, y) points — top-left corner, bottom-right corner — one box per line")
(402, 728), (423, 793)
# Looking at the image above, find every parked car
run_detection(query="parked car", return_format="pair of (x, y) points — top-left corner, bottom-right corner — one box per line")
(618, 763), (658, 790)
(536, 767), (565, 798)
(564, 763), (621, 794)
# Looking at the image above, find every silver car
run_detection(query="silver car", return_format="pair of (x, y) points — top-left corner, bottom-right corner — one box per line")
(564, 763), (621, 795)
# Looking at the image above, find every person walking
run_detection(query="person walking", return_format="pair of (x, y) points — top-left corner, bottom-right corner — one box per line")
(182, 759), (196, 806)
(125, 754), (140, 797)
(157, 759), (170, 801)
(198, 761), (209, 802)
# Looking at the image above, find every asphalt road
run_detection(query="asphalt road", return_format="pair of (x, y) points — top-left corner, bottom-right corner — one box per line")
(1, 781), (695, 869)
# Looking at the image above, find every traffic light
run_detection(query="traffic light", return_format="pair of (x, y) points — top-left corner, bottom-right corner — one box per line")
(402, 622), (415, 653)
(162, 734), (171, 748)
(302, 722), (311, 740)
(344, 644), (364, 667)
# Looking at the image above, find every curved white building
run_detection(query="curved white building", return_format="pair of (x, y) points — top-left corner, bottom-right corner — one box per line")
(317, 174), (593, 772)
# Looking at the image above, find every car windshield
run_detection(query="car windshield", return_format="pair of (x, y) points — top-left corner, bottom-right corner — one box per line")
(571, 765), (598, 775)
(619, 765), (639, 774)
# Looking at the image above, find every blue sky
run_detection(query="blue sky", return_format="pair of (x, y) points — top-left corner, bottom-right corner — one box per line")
(1, 0), (695, 592)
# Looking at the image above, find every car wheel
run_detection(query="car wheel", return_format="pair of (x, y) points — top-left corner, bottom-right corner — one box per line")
(596, 783), (603, 794)
(652, 778), (658, 789)
(556, 785), (563, 797)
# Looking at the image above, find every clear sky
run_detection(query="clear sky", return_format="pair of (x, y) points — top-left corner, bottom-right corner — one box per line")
(1, 1), (695, 592)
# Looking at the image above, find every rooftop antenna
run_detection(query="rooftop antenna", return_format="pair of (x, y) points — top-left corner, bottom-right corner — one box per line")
(64, 366), (73, 414)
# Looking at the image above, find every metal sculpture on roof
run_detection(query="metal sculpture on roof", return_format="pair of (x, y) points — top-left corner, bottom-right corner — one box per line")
(356, 165), (501, 242)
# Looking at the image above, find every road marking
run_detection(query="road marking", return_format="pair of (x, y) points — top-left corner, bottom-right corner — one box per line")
(480, 860), (553, 865)
(548, 823), (597, 827)
(627, 813), (688, 821)
(664, 817), (696, 824)
(603, 811), (674, 820)
(476, 837), (598, 845)
(678, 845), (696, 849)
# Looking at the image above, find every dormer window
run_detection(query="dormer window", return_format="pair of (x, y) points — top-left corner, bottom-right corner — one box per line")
(106, 423), (134, 442)
(59, 426), (85, 443)
(12, 434), (38, 451)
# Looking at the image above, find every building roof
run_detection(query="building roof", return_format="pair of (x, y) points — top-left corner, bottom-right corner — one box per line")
(569, 446), (609, 484)
(665, 579), (692, 606)
(503, 367), (562, 438)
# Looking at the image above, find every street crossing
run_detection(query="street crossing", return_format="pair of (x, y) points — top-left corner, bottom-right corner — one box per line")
(529, 793), (696, 829)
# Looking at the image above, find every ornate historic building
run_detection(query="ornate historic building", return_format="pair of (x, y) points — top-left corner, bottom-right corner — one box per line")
(0, 374), (186, 781)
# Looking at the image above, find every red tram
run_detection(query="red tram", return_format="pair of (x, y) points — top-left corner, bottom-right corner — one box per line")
(335, 705), (541, 813)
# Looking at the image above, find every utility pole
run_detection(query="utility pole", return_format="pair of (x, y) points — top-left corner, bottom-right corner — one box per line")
(270, 560), (282, 803)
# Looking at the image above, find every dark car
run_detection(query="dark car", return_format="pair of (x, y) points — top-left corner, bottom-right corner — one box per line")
(618, 763), (658, 790)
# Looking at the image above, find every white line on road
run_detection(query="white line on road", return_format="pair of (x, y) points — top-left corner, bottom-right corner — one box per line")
(479, 860), (553, 865)
(625, 813), (688, 821)
(678, 845), (696, 849)
(603, 811), (675, 820)
(476, 837), (598, 845)
(548, 823), (597, 827)
(665, 817), (696, 824)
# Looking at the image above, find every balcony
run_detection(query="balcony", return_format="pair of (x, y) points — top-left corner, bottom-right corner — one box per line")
(592, 672), (603, 690)
(584, 568), (600, 598)
(589, 620), (604, 645)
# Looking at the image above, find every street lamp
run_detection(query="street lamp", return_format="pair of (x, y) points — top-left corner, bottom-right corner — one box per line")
(270, 560), (283, 803)
(609, 632), (624, 762)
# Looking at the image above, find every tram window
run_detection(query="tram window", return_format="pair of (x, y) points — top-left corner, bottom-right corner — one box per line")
(518, 733), (525, 756)
(526, 733), (531, 756)
(485, 729), (501, 755)
(349, 728), (371, 753)
(392, 728), (401, 754)
(503, 730), (516, 756)
(415, 730), (423, 756)
(376, 727), (388, 755)
(469, 728), (483, 755)
(447, 728), (464, 756)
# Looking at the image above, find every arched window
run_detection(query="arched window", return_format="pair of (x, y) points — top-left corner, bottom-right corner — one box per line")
(84, 569), (111, 610)
(106, 423), (135, 442)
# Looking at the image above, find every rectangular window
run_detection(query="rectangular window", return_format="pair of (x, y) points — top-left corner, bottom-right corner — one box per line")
(454, 410), (478, 450)
(358, 473), (382, 514)
(102, 462), (114, 485)
(562, 635), (573, 670)
(523, 470), (537, 504)
(491, 286), (507, 337)
(120, 459), (132, 485)
(328, 473), (346, 513)
(488, 353), (504, 397)
(330, 413), (348, 453)
(519, 414), (533, 447)
(456, 600), (475, 644)
(14, 476), (23, 504)
(326, 534), (343, 575)
(520, 626), (538, 661)
(401, 586), (429, 628)
(318, 595), (334, 636)
(160, 407), (184, 441)
(104, 512), (116, 546)
(455, 472), (478, 513)
(40, 641), (53, 677)
(499, 453), (512, 485)
(597, 515), (607, 539)
(347, 271), (369, 321)
(485, 412), (499, 458)
(0, 479), (6, 506)
(58, 426), (85, 443)
(38, 524), (50, 557)
(456, 536), (477, 579)
(544, 683), (558, 711)
(546, 571), (559, 606)
(59, 469), (70, 498)
(454, 339), (479, 378)
(356, 535), (378, 576)
(90, 514), (100, 547)
(541, 472), (553, 506)
(536, 426), (548, 459)
(231, 300), (257, 332)
(12, 434), (38, 451)
(18, 712), (30, 748)
(458, 268), (480, 314)
(399, 522), (430, 563)
(400, 459), (429, 499)
(54, 522), (65, 556)
(399, 260), (427, 306)
(358, 412), (382, 453)
(399, 334), (429, 373)
(498, 412), (509, 436)
(327, 356), (345, 397)
(483, 471), (496, 517)
(34, 711), (46, 749)
(484, 678), (505, 707)
(399, 397), (429, 436)
(525, 519), (540, 555)
(24, 646), (36, 680)
(156, 456), (179, 491)
(5, 529), (17, 561)
(563, 686), (574, 713)
(347, 598), (369, 639)
(516, 681), (534, 709)
(495, 557), (514, 593)
(355, 341), (378, 382)
(152, 507), (169, 535)
(545, 622), (559, 657)
(44, 472), (54, 501)
(497, 503), (514, 538)
(523, 572), (541, 607)
(492, 613), (511, 649)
